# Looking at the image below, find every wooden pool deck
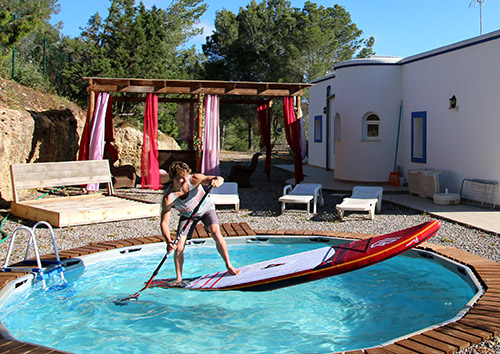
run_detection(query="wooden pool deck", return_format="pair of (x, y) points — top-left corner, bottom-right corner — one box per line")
(1, 222), (499, 354)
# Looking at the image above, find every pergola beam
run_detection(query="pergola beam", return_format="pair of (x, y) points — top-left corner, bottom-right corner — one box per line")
(111, 96), (270, 105)
(85, 77), (312, 97)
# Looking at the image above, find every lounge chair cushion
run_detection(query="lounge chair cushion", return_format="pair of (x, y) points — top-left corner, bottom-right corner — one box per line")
(209, 182), (240, 212)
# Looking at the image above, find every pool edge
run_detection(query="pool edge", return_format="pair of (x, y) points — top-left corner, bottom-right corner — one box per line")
(1, 221), (498, 354)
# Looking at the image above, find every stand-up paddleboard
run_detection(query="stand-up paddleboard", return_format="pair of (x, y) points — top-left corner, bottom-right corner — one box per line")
(150, 220), (441, 292)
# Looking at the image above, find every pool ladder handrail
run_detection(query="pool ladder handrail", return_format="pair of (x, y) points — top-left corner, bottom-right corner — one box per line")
(2, 221), (65, 288)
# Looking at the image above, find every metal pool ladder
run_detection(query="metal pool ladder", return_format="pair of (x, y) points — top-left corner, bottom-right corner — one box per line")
(2, 221), (66, 288)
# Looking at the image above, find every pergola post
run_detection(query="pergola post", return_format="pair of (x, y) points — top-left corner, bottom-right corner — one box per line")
(196, 93), (204, 172)
(267, 99), (273, 180)
(88, 90), (96, 123)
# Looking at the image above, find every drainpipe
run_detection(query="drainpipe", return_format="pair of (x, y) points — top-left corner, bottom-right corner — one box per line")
(325, 87), (336, 171)
(326, 86), (331, 171)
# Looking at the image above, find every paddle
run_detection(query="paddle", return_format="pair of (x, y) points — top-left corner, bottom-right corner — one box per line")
(114, 182), (214, 305)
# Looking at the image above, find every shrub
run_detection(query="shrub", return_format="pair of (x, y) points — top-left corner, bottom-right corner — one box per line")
(13, 59), (52, 92)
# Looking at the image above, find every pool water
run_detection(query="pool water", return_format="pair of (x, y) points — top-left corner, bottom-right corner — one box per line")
(0, 242), (477, 354)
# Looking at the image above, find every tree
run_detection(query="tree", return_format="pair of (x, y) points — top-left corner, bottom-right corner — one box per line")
(0, 0), (59, 74)
(296, 2), (375, 81)
(74, 0), (206, 80)
(204, 0), (374, 83)
(10, 21), (61, 90)
(56, 0), (206, 107)
(203, 0), (375, 150)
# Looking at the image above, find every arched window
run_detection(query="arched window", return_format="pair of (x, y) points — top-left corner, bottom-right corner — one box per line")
(362, 113), (380, 140)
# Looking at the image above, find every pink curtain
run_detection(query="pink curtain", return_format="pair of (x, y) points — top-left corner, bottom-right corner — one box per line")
(87, 92), (109, 191)
(141, 93), (160, 190)
(201, 95), (220, 176)
(283, 96), (304, 184)
(257, 103), (271, 179)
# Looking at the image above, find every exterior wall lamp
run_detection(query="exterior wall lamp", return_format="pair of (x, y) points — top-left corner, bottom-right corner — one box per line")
(449, 95), (457, 109)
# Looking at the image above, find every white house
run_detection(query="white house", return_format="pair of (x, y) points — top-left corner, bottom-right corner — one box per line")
(308, 30), (500, 206)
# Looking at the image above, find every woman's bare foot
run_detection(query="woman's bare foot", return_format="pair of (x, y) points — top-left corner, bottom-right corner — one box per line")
(227, 265), (240, 275)
(167, 279), (187, 288)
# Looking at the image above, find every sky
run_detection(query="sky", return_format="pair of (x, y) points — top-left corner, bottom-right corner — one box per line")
(50, 0), (500, 59)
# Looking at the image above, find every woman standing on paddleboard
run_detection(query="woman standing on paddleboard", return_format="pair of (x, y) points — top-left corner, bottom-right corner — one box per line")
(161, 161), (240, 286)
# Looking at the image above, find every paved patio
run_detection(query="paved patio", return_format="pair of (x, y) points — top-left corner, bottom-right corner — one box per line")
(277, 164), (500, 235)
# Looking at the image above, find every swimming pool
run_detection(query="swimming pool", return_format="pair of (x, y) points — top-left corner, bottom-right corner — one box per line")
(0, 236), (483, 354)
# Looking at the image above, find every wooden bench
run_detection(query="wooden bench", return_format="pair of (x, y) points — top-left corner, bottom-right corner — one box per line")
(10, 160), (160, 227)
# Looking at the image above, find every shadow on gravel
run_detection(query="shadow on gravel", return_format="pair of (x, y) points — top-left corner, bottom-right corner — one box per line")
(219, 152), (294, 216)
(219, 152), (423, 222)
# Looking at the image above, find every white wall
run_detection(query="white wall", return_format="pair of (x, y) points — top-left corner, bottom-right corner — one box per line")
(309, 31), (500, 205)
(333, 58), (402, 182)
(400, 32), (500, 200)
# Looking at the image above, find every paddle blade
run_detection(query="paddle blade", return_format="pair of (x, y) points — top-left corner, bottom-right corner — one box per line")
(113, 292), (140, 306)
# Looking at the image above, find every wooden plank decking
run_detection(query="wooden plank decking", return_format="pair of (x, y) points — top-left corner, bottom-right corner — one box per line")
(1, 223), (499, 354)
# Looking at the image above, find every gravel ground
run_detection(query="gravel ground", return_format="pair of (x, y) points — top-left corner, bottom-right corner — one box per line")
(0, 151), (499, 353)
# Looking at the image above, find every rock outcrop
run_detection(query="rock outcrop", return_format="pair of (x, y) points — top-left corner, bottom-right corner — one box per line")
(0, 78), (179, 202)
(112, 125), (179, 172)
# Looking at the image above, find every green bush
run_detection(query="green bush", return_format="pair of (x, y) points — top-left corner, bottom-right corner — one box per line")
(13, 59), (52, 91)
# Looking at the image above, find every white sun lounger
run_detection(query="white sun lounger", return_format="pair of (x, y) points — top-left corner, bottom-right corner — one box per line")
(209, 182), (240, 212)
(336, 186), (384, 220)
(279, 183), (324, 215)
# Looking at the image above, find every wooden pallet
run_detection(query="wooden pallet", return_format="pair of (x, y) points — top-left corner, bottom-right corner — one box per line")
(10, 194), (159, 227)
(10, 160), (159, 227)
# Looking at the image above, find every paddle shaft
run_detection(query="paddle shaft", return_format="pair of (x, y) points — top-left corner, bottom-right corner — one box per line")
(118, 183), (214, 302)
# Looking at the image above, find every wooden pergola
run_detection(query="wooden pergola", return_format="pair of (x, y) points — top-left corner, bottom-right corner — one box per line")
(85, 77), (312, 136)
(84, 77), (313, 176)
